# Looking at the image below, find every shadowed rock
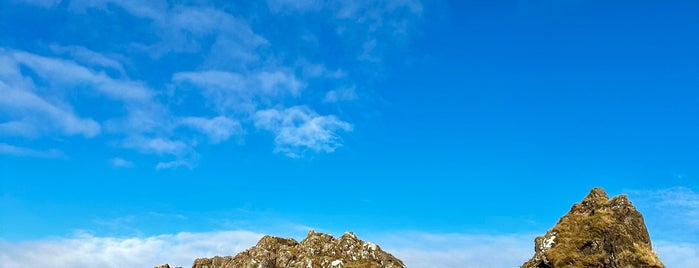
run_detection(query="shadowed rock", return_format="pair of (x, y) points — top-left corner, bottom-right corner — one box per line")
(521, 188), (665, 268)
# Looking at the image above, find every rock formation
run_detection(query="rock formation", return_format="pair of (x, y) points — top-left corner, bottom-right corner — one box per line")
(191, 230), (405, 268)
(522, 187), (665, 268)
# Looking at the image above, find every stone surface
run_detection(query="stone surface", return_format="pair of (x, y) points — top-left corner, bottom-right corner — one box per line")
(521, 188), (665, 268)
(192, 230), (405, 268)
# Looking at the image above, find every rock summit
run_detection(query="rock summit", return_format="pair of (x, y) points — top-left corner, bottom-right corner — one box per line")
(522, 187), (665, 268)
(192, 230), (405, 268)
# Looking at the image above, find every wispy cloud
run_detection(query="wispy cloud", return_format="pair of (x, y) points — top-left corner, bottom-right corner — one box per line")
(630, 187), (699, 227)
(626, 186), (699, 252)
(109, 157), (134, 168)
(324, 87), (358, 103)
(155, 159), (195, 170)
(173, 69), (305, 114)
(122, 137), (187, 156)
(2, 0), (425, 164)
(0, 89), (101, 137)
(254, 106), (352, 157)
(0, 143), (63, 158)
(0, 231), (263, 268)
(10, 50), (153, 101)
(49, 45), (126, 76)
(650, 187), (699, 212)
(178, 116), (242, 144)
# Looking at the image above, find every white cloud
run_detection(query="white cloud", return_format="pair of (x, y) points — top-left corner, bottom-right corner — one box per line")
(155, 159), (194, 170)
(650, 187), (699, 210)
(173, 70), (247, 91)
(0, 143), (63, 158)
(173, 70), (305, 113)
(172, 70), (257, 113)
(123, 137), (187, 156)
(654, 240), (699, 268)
(11, 50), (153, 101)
(257, 71), (304, 96)
(1, 50), (101, 139)
(0, 230), (263, 268)
(324, 87), (358, 103)
(109, 157), (134, 168)
(630, 187), (699, 228)
(49, 45), (126, 75)
(254, 106), (352, 157)
(0, 78), (101, 138)
(297, 60), (346, 79)
(179, 116), (241, 144)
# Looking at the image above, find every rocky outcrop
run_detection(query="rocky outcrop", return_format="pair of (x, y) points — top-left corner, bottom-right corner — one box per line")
(522, 188), (665, 268)
(192, 230), (405, 268)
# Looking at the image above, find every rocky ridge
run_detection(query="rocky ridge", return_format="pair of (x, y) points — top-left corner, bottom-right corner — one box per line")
(191, 230), (405, 268)
(155, 188), (665, 268)
(521, 188), (665, 268)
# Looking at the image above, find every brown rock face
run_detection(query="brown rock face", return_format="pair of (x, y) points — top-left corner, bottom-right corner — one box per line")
(192, 231), (405, 268)
(522, 188), (665, 268)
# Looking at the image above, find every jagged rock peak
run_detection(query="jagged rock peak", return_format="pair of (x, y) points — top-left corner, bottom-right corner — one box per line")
(192, 230), (405, 268)
(522, 187), (665, 268)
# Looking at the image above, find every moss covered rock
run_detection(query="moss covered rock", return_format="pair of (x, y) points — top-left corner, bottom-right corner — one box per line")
(192, 230), (405, 268)
(522, 188), (665, 268)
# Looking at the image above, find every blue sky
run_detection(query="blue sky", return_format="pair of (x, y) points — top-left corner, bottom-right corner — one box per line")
(1, 0), (698, 267)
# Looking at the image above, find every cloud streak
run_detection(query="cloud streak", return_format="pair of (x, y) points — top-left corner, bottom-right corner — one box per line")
(0, 51), (102, 138)
(11, 50), (153, 101)
(0, 143), (63, 158)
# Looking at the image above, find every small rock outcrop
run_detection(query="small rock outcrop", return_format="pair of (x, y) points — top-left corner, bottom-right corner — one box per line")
(522, 188), (665, 268)
(192, 230), (405, 268)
